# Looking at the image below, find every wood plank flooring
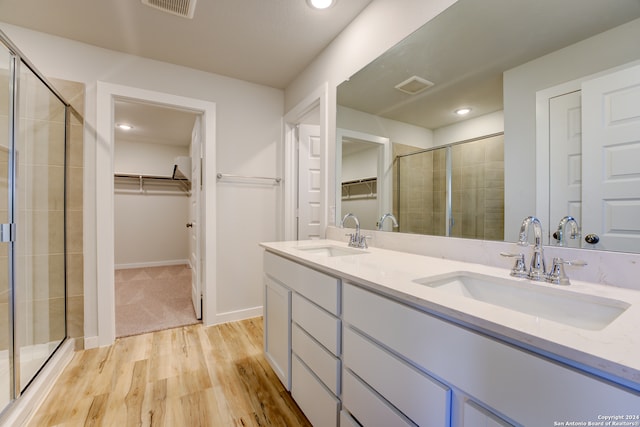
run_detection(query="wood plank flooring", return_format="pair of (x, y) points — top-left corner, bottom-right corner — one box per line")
(28, 318), (311, 427)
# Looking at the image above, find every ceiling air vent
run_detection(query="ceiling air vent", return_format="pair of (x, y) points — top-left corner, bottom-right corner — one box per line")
(394, 76), (434, 95)
(141, 0), (197, 19)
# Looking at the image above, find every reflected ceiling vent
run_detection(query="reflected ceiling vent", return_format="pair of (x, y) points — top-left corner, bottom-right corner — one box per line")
(141, 0), (197, 19)
(394, 76), (434, 95)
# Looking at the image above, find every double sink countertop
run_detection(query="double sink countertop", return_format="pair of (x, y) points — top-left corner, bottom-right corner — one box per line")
(260, 239), (640, 390)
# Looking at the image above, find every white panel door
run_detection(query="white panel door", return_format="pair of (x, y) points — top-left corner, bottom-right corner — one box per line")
(264, 276), (291, 390)
(582, 62), (640, 252)
(189, 116), (202, 319)
(549, 90), (582, 244)
(298, 124), (322, 240)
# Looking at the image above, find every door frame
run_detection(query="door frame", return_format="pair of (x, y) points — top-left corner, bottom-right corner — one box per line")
(96, 82), (216, 347)
(535, 61), (640, 244)
(190, 116), (203, 320)
(536, 79), (582, 243)
(282, 83), (330, 240)
(335, 128), (392, 229)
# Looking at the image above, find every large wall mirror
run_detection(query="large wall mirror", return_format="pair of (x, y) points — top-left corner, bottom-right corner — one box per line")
(336, 0), (640, 253)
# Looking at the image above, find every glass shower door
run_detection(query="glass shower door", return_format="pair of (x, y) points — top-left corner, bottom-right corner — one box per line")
(0, 41), (12, 413)
(14, 59), (66, 391)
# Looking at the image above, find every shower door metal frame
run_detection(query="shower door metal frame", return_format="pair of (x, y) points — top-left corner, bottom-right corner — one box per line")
(395, 131), (504, 237)
(0, 28), (71, 414)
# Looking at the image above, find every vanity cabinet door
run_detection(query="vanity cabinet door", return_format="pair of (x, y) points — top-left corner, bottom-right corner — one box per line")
(263, 276), (291, 389)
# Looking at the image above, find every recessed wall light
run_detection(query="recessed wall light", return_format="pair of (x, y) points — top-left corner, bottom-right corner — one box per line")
(116, 123), (133, 130)
(307, 0), (336, 10)
(454, 107), (472, 116)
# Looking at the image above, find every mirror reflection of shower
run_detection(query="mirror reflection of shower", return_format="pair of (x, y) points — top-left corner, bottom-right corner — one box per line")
(396, 133), (504, 240)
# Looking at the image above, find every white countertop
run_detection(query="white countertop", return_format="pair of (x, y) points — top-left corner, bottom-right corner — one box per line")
(260, 239), (640, 388)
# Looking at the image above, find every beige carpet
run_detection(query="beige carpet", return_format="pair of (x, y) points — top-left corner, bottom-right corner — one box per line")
(115, 264), (200, 337)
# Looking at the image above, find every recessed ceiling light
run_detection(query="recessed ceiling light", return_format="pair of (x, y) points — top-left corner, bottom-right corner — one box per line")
(116, 123), (133, 130)
(307, 0), (335, 10)
(454, 107), (472, 116)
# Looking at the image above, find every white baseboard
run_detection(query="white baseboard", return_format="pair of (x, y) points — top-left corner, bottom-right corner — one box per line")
(83, 335), (99, 350)
(0, 339), (75, 427)
(115, 259), (189, 270)
(210, 306), (263, 326)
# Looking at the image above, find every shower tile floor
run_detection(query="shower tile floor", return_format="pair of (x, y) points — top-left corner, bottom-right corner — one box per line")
(115, 264), (200, 337)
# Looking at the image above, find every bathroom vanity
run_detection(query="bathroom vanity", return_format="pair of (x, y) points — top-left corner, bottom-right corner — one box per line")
(261, 240), (640, 426)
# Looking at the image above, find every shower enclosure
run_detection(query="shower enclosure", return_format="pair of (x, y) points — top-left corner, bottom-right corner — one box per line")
(1, 32), (70, 415)
(396, 133), (504, 240)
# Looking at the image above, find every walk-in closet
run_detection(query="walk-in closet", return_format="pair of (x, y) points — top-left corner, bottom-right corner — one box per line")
(113, 99), (201, 337)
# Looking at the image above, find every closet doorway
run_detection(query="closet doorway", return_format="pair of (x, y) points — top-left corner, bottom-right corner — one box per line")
(113, 99), (203, 337)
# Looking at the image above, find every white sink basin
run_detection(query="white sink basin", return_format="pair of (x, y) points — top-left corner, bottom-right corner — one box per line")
(296, 245), (368, 257)
(413, 272), (629, 331)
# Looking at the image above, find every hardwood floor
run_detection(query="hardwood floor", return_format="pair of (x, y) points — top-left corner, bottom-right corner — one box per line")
(28, 318), (311, 427)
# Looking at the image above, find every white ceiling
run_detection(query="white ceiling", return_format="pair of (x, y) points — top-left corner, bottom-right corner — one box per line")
(0, 0), (373, 89)
(0, 0), (373, 146)
(338, 0), (640, 130)
(114, 100), (197, 146)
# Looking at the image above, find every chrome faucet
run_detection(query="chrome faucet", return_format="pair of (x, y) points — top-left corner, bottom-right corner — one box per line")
(340, 213), (368, 248)
(518, 216), (546, 281)
(554, 216), (580, 247)
(377, 213), (399, 231)
(504, 216), (586, 285)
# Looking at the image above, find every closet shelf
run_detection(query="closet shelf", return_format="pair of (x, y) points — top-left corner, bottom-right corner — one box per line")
(341, 177), (377, 201)
(114, 173), (191, 195)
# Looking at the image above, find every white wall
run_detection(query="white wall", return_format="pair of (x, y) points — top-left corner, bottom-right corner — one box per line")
(503, 18), (640, 241)
(114, 139), (187, 176)
(337, 105), (434, 149)
(433, 110), (504, 147)
(114, 140), (190, 268)
(342, 145), (378, 181)
(114, 193), (189, 268)
(0, 22), (284, 339)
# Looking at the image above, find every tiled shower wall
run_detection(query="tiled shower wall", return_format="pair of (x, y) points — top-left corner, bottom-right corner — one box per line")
(394, 134), (504, 241)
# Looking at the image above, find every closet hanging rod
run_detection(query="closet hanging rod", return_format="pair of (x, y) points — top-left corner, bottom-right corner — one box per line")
(216, 173), (281, 184)
(114, 173), (188, 181)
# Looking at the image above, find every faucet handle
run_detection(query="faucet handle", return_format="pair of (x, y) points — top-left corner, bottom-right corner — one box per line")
(500, 252), (528, 278)
(546, 257), (587, 286)
(358, 235), (372, 249)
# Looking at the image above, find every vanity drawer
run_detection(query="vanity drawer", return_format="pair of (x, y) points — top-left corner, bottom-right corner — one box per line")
(463, 399), (515, 427)
(292, 355), (339, 427)
(339, 410), (360, 427)
(292, 323), (340, 395)
(342, 369), (415, 427)
(343, 326), (451, 427)
(292, 293), (340, 356)
(264, 251), (340, 315)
